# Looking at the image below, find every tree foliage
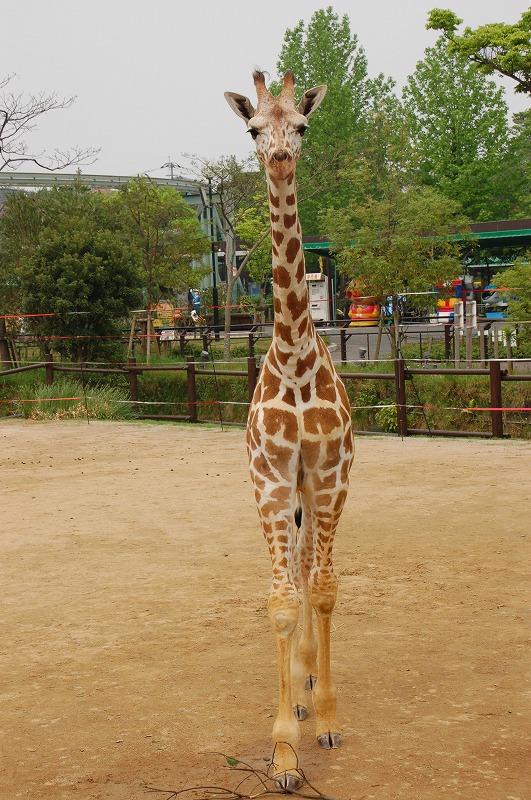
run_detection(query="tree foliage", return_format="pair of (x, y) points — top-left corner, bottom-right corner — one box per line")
(0, 185), (143, 361)
(427, 8), (531, 95)
(273, 6), (391, 233)
(403, 38), (511, 220)
(190, 154), (268, 360)
(112, 176), (210, 309)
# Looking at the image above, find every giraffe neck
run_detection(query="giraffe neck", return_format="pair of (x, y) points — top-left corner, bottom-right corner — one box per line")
(267, 171), (315, 353)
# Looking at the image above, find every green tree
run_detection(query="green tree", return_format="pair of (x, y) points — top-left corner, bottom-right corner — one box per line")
(235, 195), (272, 322)
(403, 38), (511, 220)
(427, 8), (531, 95)
(273, 6), (386, 233)
(498, 110), (531, 218)
(113, 176), (209, 309)
(322, 154), (472, 355)
(494, 257), (531, 354)
(192, 155), (268, 360)
(0, 185), (143, 362)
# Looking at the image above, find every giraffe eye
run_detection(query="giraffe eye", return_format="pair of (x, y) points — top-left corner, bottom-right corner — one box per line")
(248, 128), (259, 140)
(298, 125), (308, 136)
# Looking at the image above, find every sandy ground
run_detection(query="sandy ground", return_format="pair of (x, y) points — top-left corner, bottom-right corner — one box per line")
(0, 420), (529, 800)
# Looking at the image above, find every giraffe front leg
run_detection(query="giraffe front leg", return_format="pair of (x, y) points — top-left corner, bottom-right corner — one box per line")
(309, 563), (341, 749)
(268, 591), (303, 790)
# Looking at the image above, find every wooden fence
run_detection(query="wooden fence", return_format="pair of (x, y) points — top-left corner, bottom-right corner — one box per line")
(2, 353), (530, 439)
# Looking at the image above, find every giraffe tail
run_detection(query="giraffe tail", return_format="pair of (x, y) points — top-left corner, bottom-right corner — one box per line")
(294, 505), (302, 529)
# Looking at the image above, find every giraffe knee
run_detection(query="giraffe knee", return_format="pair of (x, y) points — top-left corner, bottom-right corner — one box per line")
(268, 595), (299, 638)
(309, 573), (338, 615)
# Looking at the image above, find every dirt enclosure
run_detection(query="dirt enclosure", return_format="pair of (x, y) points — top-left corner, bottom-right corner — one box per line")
(1, 420), (529, 800)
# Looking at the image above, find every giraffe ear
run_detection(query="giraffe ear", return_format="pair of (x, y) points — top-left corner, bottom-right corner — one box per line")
(224, 92), (256, 123)
(298, 85), (327, 118)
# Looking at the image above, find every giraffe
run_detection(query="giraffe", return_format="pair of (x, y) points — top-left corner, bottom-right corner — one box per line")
(225, 71), (354, 791)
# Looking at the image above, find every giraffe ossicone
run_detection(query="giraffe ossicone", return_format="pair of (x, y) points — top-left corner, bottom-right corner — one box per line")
(225, 71), (354, 792)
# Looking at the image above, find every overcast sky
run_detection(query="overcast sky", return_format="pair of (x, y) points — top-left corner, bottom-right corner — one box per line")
(3, 0), (529, 179)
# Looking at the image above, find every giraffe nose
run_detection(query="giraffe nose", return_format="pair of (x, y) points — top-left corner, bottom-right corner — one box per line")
(272, 149), (291, 162)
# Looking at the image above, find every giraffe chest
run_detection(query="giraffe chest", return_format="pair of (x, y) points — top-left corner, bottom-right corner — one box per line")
(247, 341), (352, 455)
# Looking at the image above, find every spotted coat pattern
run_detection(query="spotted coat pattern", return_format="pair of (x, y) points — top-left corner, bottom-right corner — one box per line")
(225, 71), (353, 790)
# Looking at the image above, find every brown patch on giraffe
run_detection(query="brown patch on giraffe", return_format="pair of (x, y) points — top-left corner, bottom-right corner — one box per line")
(275, 346), (290, 366)
(343, 428), (353, 453)
(334, 490), (348, 513)
(315, 493), (332, 507)
(301, 439), (321, 470)
(270, 485), (291, 502)
(303, 407), (341, 435)
(286, 193), (296, 206)
(267, 348), (280, 373)
(261, 499), (290, 518)
(297, 317), (308, 338)
(274, 321), (294, 347)
(295, 350), (316, 377)
(323, 437), (342, 470)
(295, 257), (305, 282)
(274, 297), (282, 315)
(337, 379), (350, 407)
(313, 473), (337, 491)
(270, 212), (280, 223)
(283, 213), (297, 229)
(273, 265), (291, 288)
(300, 381), (312, 404)
(340, 460), (351, 484)
(252, 452), (279, 483)
(269, 190), (280, 208)
(285, 237), (300, 264)
(265, 441), (293, 477)
(282, 387), (296, 407)
(286, 290), (307, 321)
(262, 407), (298, 443)
(287, 173), (294, 185)
(261, 367), (281, 402)
(273, 229), (285, 247)
(315, 365), (337, 404)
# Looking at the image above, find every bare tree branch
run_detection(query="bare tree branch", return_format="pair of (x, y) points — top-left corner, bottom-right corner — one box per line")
(0, 74), (100, 172)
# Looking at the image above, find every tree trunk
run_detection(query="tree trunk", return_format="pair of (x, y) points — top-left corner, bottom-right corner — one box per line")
(0, 319), (13, 369)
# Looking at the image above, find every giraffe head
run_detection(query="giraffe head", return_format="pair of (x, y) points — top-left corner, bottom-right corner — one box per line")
(225, 71), (327, 180)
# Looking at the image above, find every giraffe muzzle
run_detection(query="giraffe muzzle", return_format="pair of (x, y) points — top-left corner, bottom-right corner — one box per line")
(272, 149), (291, 162)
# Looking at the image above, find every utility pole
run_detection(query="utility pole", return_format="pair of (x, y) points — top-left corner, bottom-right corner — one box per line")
(208, 176), (221, 339)
(161, 158), (179, 180)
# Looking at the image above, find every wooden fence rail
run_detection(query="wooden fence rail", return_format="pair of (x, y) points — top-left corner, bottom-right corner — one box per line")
(1, 353), (530, 439)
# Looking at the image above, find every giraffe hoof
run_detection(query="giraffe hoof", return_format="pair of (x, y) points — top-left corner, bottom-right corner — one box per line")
(274, 772), (303, 793)
(293, 704), (308, 721)
(305, 675), (317, 690)
(317, 732), (342, 749)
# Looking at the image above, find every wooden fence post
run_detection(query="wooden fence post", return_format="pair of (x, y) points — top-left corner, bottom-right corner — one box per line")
(45, 353), (54, 386)
(248, 333), (255, 359)
(187, 356), (197, 423)
(179, 333), (186, 356)
(394, 357), (408, 437)
(128, 358), (138, 405)
(340, 328), (347, 364)
(444, 324), (452, 361)
(489, 360), (503, 438)
(247, 357), (257, 404)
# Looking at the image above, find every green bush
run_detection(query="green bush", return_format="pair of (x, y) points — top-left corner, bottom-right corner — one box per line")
(12, 377), (132, 420)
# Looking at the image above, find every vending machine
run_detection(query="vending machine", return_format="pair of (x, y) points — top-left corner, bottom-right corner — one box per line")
(306, 272), (331, 322)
